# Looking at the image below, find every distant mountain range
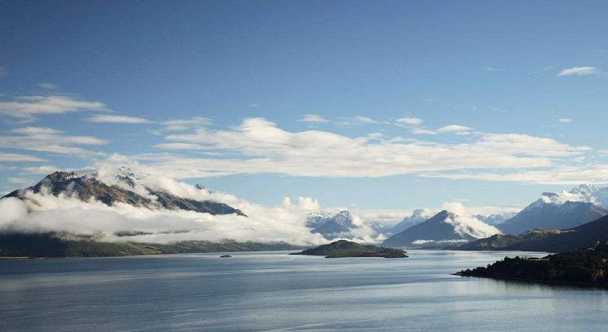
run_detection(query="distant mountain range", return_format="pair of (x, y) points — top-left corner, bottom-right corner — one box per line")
(459, 185), (608, 252)
(383, 210), (501, 248)
(4, 167), (608, 256)
(498, 185), (608, 234)
(462, 213), (608, 253)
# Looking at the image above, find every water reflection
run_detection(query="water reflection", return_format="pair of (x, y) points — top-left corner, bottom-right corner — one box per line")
(0, 250), (606, 331)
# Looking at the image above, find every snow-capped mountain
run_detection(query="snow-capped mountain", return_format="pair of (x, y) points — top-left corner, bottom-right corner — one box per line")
(475, 212), (515, 226)
(499, 186), (608, 235)
(306, 210), (357, 240)
(383, 210), (500, 247)
(3, 169), (246, 216)
(389, 209), (434, 235)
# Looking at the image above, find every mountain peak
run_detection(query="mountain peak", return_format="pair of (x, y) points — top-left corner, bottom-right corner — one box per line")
(3, 169), (246, 217)
(383, 209), (500, 247)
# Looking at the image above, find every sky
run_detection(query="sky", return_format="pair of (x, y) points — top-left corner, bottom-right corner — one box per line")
(2, 1), (608, 211)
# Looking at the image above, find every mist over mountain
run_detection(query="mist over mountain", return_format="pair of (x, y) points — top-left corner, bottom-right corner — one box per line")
(388, 209), (434, 235)
(0, 166), (330, 245)
(4, 169), (245, 216)
(499, 185), (608, 234)
(5, 163), (606, 252)
(383, 208), (501, 248)
(462, 214), (608, 253)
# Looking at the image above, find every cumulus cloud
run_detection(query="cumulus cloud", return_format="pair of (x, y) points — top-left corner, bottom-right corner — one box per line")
(0, 198), (28, 225)
(0, 127), (107, 155)
(86, 114), (151, 124)
(299, 114), (329, 123)
(145, 117), (588, 179)
(0, 167), (333, 245)
(558, 66), (598, 77)
(0, 95), (108, 121)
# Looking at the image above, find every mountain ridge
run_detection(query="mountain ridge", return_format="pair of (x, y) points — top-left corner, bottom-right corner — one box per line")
(3, 171), (245, 217)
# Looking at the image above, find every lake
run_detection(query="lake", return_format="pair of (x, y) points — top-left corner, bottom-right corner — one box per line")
(1, 250), (607, 331)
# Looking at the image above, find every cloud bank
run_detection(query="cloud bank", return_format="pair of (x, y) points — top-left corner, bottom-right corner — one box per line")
(147, 117), (587, 179)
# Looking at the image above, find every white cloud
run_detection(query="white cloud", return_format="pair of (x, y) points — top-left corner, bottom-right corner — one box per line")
(396, 117), (423, 126)
(299, 114), (329, 123)
(559, 118), (573, 123)
(411, 128), (436, 135)
(154, 143), (202, 150)
(87, 114), (151, 124)
(22, 165), (59, 174)
(484, 66), (504, 72)
(439, 202), (501, 238)
(162, 117), (211, 132)
(0, 170), (331, 245)
(558, 66), (598, 77)
(0, 127), (107, 155)
(353, 115), (378, 124)
(141, 118), (588, 180)
(0, 153), (45, 163)
(421, 164), (608, 185)
(0, 95), (108, 121)
(437, 124), (472, 134)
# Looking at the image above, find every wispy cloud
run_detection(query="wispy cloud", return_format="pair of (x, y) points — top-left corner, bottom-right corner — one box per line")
(395, 116), (437, 135)
(411, 128), (436, 135)
(395, 117), (423, 126)
(153, 143), (202, 150)
(22, 165), (59, 174)
(353, 115), (378, 124)
(0, 95), (108, 121)
(0, 152), (46, 163)
(0, 126), (107, 155)
(299, 114), (329, 123)
(86, 114), (151, 124)
(422, 165), (608, 185)
(484, 66), (504, 72)
(162, 117), (210, 132)
(559, 118), (573, 123)
(558, 66), (598, 77)
(437, 124), (472, 135)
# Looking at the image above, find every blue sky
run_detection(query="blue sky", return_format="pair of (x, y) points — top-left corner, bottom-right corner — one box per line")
(2, 1), (608, 210)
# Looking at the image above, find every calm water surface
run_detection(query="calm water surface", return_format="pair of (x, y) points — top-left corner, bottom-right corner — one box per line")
(1, 250), (607, 331)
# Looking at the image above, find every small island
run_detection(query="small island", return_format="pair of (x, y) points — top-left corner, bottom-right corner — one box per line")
(291, 240), (407, 258)
(456, 242), (608, 288)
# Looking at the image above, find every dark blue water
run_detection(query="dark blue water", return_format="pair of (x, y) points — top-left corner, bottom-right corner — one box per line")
(1, 250), (607, 331)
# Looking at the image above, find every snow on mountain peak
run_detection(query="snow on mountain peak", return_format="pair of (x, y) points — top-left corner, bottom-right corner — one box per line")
(536, 184), (608, 208)
(442, 211), (501, 239)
